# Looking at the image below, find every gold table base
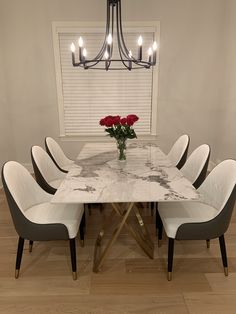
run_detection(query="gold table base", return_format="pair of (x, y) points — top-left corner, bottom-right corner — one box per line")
(93, 202), (154, 272)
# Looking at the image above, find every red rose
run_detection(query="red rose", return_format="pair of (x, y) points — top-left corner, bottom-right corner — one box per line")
(120, 117), (127, 125)
(113, 115), (121, 125)
(104, 116), (114, 127)
(99, 118), (105, 126)
(126, 114), (139, 126)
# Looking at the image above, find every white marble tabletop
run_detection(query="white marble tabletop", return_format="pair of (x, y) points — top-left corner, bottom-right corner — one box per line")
(52, 142), (199, 204)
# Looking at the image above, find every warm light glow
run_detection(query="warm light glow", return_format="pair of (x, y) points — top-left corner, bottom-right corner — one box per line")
(138, 36), (143, 46)
(104, 50), (109, 59)
(83, 48), (87, 57)
(78, 37), (84, 47)
(152, 41), (158, 51)
(107, 33), (112, 45)
(148, 47), (153, 56)
(70, 43), (75, 52)
(128, 50), (132, 58)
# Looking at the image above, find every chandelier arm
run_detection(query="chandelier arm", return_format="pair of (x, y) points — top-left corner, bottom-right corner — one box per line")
(116, 2), (130, 69)
(118, 0), (151, 68)
(118, 0), (130, 56)
(91, 0), (111, 63)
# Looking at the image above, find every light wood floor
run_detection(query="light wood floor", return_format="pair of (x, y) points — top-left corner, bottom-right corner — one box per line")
(1, 189), (236, 313)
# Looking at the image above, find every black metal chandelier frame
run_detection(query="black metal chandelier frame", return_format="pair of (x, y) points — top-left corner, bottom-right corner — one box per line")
(71, 0), (157, 70)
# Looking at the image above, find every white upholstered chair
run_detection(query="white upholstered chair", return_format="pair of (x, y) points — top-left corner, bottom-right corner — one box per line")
(45, 137), (74, 173)
(167, 134), (190, 169)
(31, 145), (66, 195)
(157, 159), (236, 281)
(156, 144), (211, 231)
(1, 161), (84, 280)
(31, 145), (85, 244)
(180, 144), (210, 189)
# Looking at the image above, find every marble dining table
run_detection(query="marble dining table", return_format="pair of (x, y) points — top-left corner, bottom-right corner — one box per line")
(52, 142), (199, 272)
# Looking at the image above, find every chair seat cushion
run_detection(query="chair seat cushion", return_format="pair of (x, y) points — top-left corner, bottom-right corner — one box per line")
(25, 202), (84, 239)
(158, 201), (218, 238)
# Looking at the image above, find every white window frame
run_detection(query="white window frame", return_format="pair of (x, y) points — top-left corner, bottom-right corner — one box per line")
(52, 21), (160, 141)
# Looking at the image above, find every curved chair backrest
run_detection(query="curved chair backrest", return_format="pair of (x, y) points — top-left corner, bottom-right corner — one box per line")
(176, 159), (236, 240)
(45, 137), (74, 173)
(31, 146), (66, 194)
(181, 144), (210, 188)
(198, 159), (236, 213)
(167, 134), (190, 169)
(1, 161), (51, 238)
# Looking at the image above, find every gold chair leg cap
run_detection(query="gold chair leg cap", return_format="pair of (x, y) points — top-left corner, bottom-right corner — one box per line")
(167, 272), (172, 281)
(15, 269), (20, 279)
(72, 271), (77, 280)
(224, 267), (228, 276)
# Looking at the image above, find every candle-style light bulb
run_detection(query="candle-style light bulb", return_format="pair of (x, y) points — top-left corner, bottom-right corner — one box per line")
(107, 33), (112, 45)
(104, 50), (109, 59)
(78, 37), (84, 47)
(152, 41), (157, 65)
(137, 36), (143, 61)
(128, 50), (132, 70)
(152, 41), (158, 51)
(71, 43), (76, 65)
(83, 48), (87, 59)
(148, 47), (153, 63)
(70, 43), (76, 52)
(78, 37), (84, 62)
(138, 35), (143, 46)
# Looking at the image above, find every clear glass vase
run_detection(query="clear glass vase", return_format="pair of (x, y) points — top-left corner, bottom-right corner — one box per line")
(116, 138), (127, 161)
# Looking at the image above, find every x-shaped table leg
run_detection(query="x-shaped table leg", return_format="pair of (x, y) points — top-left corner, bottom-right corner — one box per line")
(93, 202), (154, 272)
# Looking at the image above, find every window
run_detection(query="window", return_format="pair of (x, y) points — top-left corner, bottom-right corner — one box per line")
(52, 22), (160, 139)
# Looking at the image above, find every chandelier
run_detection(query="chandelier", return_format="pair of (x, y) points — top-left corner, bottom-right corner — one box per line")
(70, 0), (157, 71)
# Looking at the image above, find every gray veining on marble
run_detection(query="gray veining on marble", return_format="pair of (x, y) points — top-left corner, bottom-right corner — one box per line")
(52, 143), (199, 204)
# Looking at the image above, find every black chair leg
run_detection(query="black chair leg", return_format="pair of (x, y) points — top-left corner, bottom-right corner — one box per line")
(15, 237), (25, 279)
(88, 203), (92, 216)
(219, 235), (228, 276)
(79, 212), (85, 247)
(69, 238), (77, 280)
(156, 206), (163, 246)
(29, 240), (33, 253)
(150, 202), (155, 216)
(167, 238), (174, 281)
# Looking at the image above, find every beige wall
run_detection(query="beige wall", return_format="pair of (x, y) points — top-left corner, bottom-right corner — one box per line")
(0, 0), (235, 173)
(0, 8), (14, 171)
(215, 0), (236, 162)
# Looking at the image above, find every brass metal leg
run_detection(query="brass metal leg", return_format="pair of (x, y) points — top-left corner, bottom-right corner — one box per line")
(93, 202), (134, 272)
(93, 202), (154, 272)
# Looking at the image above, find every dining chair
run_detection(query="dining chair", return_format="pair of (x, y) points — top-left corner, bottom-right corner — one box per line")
(31, 145), (66, 195)
(1, 161), (84, 280)
(45, 137), (74, 173)
(180, 144), (210, 189)
(31, 145), (85, 244)
(167, 134), (190, 169)
(157, 159), (236, 281)
(156, 144), (211, 233)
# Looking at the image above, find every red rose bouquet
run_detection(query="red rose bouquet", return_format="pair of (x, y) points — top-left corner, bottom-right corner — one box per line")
(99, 114), (139, 160)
